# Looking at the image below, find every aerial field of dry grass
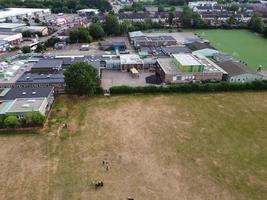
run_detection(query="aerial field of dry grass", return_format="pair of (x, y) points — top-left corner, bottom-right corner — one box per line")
(0, 92), (267, 200)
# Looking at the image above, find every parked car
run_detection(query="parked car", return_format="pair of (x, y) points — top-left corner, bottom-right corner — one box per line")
(79, 44), (89, 51)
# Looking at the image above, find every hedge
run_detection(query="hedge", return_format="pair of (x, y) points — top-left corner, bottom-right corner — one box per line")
(0, 113), (45, 129)
(109, 80), (267, 94)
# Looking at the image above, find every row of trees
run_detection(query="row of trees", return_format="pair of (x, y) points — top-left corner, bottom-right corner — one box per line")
(0, 0), (111, 13)
(0, 113), (45, 129)
(109, 80), (267, 94)
(180, 7), (206, 28)
(69, 13), (165, 43)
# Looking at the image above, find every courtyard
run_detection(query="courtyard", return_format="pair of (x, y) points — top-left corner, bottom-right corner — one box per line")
(101, 69), (156, 89)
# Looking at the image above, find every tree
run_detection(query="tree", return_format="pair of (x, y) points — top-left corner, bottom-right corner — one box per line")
(4, 116), (20, 128)
(69, 28), (92, 43)
(26, 113), (45, 126)
(227, 15), (237, 26)
(158, 5), (164, 12)
(228, 4), (239, 12)
(120, 21), (129, 35)
(21, 46), (31, 54)
(35, 43), (46, 53)
(180, 6), (206, 28)
(105, 13), (120, 36)
(22, 30), (32, 38)
(248, 13), (264, 33)
(264, 28), (267, 38)
(45, 37), (61, 47)
(88, 23), (105, 40)
(34, 18), (40, 23)
(64, 62), (99, 95)
(23, 18), (29, 23)
(168, 11), (175, 25)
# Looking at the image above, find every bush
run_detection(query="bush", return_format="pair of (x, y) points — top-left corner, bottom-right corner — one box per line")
(109, 81), (267, 94)
(4, 116), (20, 128)
(26, 113), (45, 126)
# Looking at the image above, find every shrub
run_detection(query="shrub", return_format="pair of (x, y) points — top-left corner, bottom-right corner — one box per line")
(4, 116), (20, 128)
(25, 113), (45, 127)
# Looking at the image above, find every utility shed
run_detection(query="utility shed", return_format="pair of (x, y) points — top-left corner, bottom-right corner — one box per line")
(217, 61), (263, 82)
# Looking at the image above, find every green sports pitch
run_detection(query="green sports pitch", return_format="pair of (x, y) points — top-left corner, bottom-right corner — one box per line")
(192, 29), (267, 70)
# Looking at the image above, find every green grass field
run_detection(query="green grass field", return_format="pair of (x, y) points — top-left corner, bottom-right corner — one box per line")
(192, 29), (267, 70)
(0, 93), (266, 200)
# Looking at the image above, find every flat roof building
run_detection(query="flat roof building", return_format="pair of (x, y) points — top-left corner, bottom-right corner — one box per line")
(4, 97), (49, 116)
(0, 32), (22, 45)
(0, 23), (26, 32)
(217, 61), (263, 82)
(31, 59), (63, 73)
(77, 9), (100, 16)
(0, 60), (32, 89)
(172, 54), (204, 73)
(120, 54), (144, 71)
(0, 8), (51, 23)
(16, 72), (65, 93)
(0, 87), (54, 100)
(155, 54), (225, 84)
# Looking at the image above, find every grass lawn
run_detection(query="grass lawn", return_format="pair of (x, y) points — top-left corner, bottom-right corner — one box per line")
(0, 93), (267, 199)
(191, 29), (267, 70)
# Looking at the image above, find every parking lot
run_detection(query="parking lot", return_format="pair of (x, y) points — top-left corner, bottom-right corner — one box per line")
(101, 69), (156, 89)
(45, 42), (106, 56)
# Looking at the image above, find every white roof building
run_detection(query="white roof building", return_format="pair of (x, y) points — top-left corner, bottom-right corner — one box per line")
(77, 9), (100, 15)
(188, 1), (217, 9)
(128, 31), (145, 39)
(172, 54), (202, 66)
(4, 97), (49, 115)
(0, 32), (22, 43)
(0, 23), (26, 32)
(120, 54), (144, 65)
(0, 8), (51, 22)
